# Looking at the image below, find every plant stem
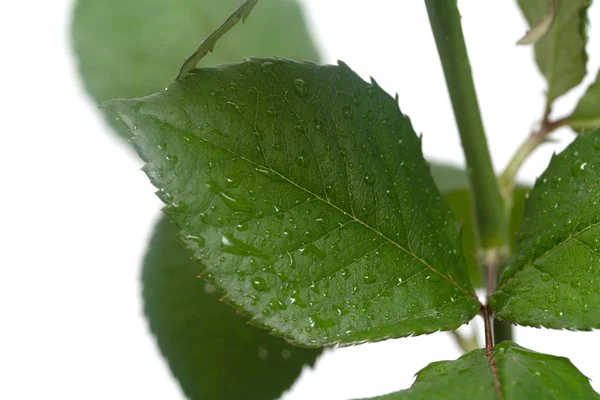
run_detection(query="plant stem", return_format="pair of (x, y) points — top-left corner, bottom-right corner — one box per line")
(481, 305), (494, 354)
(426, 1), (514, 348)
(499, 116), (568, 198)
(425, 0), (507, 249)
(493, 319), (513, 343)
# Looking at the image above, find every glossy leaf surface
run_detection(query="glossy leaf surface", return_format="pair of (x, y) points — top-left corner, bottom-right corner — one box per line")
(517, 0), (591, 103)
(356, 341), (597, 399)
(490, 131), (600, 329)
(569, 69), (600, 132)
(72, 0), (319, 139)
(105, 59), (480, 346)
(143, 216), (321, 400)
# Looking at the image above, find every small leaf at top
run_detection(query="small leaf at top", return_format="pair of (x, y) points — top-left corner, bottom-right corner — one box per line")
(72, 0), (319, 140)
(568, 69), (600, 132)
(354, 341), (598, 399)
(143, 216), (321, 399)
(177, 0), (258, 80)
(490, 130), (600, 330)
(104, 59), (480, 346)
(516, 0), (556, 45)
(517, 0), (592, 103)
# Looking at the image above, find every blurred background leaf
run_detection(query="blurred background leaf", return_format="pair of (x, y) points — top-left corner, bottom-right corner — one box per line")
(72, 0), (320, 140)
(143, 216), (322, 400)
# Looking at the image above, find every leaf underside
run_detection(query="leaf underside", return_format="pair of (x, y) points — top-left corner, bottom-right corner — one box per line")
(143, 216), (321, 399)
(516, 0), (556, 45)
(517, 0), (591, 103)
(72, 0), (319, 139)
(490, 130), (600, 330)
(105, 58), (479, 346)
(355, 341), (598, 399)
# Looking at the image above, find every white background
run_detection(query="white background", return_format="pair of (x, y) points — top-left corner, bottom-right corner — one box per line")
(1, 1), (600, 399)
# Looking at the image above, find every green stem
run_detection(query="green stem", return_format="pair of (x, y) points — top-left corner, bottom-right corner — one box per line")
(493, 319), (513, 344)
(425, 0), (507, 249)
(499, 117), (568, 198)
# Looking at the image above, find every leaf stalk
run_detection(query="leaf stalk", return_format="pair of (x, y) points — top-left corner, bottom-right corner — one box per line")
(499, 115), (568, 198)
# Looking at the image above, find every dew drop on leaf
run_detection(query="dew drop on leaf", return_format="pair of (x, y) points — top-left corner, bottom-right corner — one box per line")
(251, 277), (268, 292)
(293, 78), (307, 97)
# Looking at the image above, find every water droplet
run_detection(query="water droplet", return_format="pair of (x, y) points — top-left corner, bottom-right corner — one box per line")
(363, 274), (376, 284)
(293, 78), (308, 97)
(256, 344), (269, 360)
(269, 297), (287, 310)
(205, 180), (255, 212)
(571, 160), (587, 176)
(342, 105), (352, 120)
(183, 234), (206, 248)
(290, 290), (307, 308)
(251, 277), (268, 292)
(236, 222), (249, 232)
(221, 234), (272, 260)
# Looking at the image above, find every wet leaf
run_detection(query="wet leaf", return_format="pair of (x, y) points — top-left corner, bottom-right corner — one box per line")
(490, 130), (600, 330)
(105, 59), (480, 346)
(355, 341), (597, 399)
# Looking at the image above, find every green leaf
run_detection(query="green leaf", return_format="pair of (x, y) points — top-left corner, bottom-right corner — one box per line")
(490, 130), (600, 329)
(569, 69), (600, 132)
(355, 341), (598, 399)
(143, 215), (321, 400)
(517, 0), (592, 103)
(72, 0), (319, 139)
(105, 59), (480, 346)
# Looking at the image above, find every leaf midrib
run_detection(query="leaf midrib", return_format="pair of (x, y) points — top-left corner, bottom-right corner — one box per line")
(143, 114), (477, 300)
